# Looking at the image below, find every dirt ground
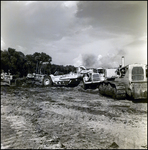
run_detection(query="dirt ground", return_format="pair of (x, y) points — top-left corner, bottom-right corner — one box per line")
(1, 85), (147, 149)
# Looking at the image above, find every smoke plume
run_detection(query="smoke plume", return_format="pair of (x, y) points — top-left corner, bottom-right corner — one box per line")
(79, 49), (126, 68)
(82, 54), (98, 68)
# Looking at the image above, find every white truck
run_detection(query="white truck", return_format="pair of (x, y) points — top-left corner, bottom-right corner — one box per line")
(81, 67), (117, 90)
(81, 68), (104, 90)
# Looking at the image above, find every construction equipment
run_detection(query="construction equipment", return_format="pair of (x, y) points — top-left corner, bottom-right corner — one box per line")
(98, 56), (147, 100)
(26, 73), (52, 86)
(26, 65), (82, 87)
(49, 72), (81, 87)
(25, 61), (53, 86)
(80, 67), (106, 90)
(1, 72), (16, 86)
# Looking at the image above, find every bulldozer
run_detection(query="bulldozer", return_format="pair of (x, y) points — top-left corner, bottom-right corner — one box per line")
(25, 61), (53, 86)
(98, 56), (147, 100)
(1, 71), (16, 86)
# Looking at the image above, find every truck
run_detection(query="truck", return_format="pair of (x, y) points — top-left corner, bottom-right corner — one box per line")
(80, 67), (106, 90)
(98, 56), (147, 100)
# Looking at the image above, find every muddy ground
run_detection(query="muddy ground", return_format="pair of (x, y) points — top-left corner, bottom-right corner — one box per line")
(1, 85), (147, 149)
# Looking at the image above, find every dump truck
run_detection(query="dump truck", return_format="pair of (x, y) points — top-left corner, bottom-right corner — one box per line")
(98, 56), (147, 100)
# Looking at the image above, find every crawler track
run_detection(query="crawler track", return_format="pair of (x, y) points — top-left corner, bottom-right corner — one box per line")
(99, 81), (126, 99)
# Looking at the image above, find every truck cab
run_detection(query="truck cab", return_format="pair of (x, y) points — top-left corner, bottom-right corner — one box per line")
(82, 68), (106, 89)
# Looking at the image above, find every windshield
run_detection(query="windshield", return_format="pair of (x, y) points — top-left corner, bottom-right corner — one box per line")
(132, 67), (144, 81)
(98, 69), (105, 74)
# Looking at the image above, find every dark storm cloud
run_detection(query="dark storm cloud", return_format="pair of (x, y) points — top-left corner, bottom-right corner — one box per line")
(76, 1), (146, 36)
(1, 1), (147, 66)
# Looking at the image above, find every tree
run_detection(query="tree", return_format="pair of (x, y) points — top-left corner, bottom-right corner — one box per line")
(25, 52), (52, 75)
(1, 48), (27, 77)
(1, 50), (10, 73)
(1, 47), (76, 77)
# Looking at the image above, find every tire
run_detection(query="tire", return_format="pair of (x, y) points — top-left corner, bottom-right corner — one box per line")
(43, 76), (53, 86)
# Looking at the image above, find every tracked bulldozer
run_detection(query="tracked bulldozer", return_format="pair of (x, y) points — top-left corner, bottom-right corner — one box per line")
(98, 56), (147, 100)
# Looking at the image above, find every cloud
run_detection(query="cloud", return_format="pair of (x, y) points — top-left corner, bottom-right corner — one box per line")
(1, 38), (6, 50)
(73, 54), (83, 67)
(16, 45), (27, 53)
(24, 1), (36, 6)
(73, 52), (123, 68)
(62, 1), (78, 8)
(76, 1), (147, 36)
(122, 38), (147, 65)
(1, 1), (77, 51)
(1, 1), (147, 67)
(96, 53), (121, 68)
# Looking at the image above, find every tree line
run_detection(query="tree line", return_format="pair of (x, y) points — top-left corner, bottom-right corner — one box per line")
(1, 47), (77, 77)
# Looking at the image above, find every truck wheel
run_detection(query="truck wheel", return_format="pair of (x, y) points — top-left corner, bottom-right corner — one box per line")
(43, 76), (53, 86)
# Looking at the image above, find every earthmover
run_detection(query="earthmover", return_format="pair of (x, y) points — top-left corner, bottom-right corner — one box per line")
(98, 56), (147, 100)
(81, 67), (106, 90)
(79, 66), (118, 90)
(26, 67), (82, 87)
(49, 72), (81, 87)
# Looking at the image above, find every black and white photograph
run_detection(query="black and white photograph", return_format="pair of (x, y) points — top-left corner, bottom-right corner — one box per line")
(1, 1), (147, 149)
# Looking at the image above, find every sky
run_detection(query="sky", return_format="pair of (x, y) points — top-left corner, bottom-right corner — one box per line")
(1, 1), (147, 68)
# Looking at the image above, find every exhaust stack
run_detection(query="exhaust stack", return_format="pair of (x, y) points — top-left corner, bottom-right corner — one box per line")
(121, 56), (125, 67)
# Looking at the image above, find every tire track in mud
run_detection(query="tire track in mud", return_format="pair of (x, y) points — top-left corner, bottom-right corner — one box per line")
(27, 86), (147, 130)
(1, 86), (147, 149)
(1, 104), (39, 149)
(1, 116), (17, 149)
(40, 88), (147, 149)
(54, 101), (120, 118)
(22, 88), (116, 148)
(45, 91), (120, 119)
(1, 89), (68, 149)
